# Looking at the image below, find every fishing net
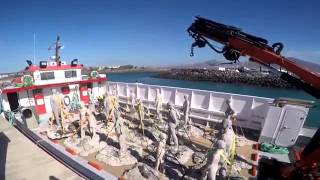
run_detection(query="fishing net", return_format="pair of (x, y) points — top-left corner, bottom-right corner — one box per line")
(260, 142), (289, 154)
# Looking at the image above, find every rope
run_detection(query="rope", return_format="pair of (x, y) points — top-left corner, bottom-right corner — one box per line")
(230, 134), (236, 164)
(5, 111), (15, 126)
(217, 149), (231, 165)
(0, 95), (15, 126)
(70, 92), (81, 111)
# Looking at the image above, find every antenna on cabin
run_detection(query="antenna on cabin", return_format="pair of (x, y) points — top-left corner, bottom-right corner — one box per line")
(33, 33), (36, 65)
(48, 35), (63, 63)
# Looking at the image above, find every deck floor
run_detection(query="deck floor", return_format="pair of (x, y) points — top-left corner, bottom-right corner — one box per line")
(0, 116), (81, 180)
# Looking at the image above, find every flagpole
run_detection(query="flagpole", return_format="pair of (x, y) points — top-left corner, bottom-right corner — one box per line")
(33, 33), (36, 65)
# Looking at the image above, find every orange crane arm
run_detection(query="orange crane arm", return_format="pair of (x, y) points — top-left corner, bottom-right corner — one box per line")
(228, 37), (320, 89)
(188, 16), (320, 97)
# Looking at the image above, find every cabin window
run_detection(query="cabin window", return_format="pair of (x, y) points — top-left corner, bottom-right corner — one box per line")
(65, 70), (77, 78)
(40, 72), (55, 80)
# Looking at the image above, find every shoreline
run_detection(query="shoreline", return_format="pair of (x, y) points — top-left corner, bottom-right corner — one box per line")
(153, 69), (296, 89)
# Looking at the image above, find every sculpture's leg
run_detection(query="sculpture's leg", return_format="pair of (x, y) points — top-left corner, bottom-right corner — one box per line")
(52, 108), (61, 128)
(169, 124), (178, 150)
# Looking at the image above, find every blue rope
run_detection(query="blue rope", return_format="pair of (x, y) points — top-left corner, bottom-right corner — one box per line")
(70, 92), (81, 111)
(5, 111), (15, 126)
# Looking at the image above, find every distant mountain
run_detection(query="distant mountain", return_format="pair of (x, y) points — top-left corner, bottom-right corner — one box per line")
(287, 57), (320, 74)
(171, 59), (223, 69)
(170, 59), (271, 70)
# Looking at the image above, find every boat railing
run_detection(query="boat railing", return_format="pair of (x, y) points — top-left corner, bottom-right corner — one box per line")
(107, 81), (274, 130)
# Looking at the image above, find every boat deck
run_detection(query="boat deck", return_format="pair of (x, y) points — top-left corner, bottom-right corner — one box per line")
(0, 116), (81, 180)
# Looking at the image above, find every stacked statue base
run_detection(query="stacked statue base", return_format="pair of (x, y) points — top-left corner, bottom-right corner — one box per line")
(46, 129), (73, 139)
(46, 123), (76, 140)
(166, 145), (194, 164)
(177, 124), (204, 140)
(123, 163), (168, 180)
(96, 144), (137, 166)
(64, 135), (100, 156)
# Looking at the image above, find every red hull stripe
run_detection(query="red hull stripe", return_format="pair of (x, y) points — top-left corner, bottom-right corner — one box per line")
(2, 77), (107, 93)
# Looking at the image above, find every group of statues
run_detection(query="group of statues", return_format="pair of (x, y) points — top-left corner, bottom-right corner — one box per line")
(49, 88), (97, 140)
(48, 86), (235, 179)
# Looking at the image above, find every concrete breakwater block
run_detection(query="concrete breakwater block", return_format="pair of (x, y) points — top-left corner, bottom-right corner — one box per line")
(96, 145), (137, 166)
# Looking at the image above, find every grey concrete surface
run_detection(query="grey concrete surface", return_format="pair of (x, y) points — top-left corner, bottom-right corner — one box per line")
(0, 117), (81, 180)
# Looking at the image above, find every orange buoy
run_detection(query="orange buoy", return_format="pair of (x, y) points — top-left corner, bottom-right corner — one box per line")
(250, 165), (257, 176)
(252, 143), (259, 150)
(88, 161), (103, 171)
(65, 147), (77, 155)
(251, 153), (258, 161)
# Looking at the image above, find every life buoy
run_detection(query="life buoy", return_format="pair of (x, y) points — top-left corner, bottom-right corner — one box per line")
(64, 96), (71, 106)
(90, 71), (99, 78)
(21, 75), (34, 86)
(15, 75), (34, 87)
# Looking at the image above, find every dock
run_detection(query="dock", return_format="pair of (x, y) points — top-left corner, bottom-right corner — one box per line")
(0, 117), (81, 180)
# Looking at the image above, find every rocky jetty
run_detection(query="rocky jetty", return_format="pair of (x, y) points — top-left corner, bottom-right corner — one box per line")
(154, 69), (296, 88)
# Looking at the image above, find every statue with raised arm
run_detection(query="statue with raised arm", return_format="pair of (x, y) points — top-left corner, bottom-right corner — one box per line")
(182, 95), (191, 124)
(167, 102), (180, 151)
(155, 89), (163, 122)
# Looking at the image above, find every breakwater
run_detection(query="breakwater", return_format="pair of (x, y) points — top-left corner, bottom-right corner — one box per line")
(154, 69), (295, 88)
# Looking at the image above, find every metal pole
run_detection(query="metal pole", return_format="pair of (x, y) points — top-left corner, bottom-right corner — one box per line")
(33, 33), (36, 65)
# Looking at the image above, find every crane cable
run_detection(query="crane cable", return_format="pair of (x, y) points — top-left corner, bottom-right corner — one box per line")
(190, 34), (225, 56)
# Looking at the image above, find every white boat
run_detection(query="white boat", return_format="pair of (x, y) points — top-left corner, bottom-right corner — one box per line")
(0, 37), (317, 180)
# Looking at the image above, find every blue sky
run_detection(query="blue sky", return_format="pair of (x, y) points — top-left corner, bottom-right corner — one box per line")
(0, 0), (319, 72)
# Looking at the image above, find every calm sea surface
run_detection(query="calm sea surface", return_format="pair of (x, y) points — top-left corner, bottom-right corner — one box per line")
(106, 72), (319, 127)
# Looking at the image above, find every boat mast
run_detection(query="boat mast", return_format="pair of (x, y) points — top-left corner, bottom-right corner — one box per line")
(55, 36), (61, 63)
(33, 33), (36, 65)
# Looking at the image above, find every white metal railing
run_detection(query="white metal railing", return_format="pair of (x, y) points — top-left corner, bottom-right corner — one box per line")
(107, 82), (274, 130)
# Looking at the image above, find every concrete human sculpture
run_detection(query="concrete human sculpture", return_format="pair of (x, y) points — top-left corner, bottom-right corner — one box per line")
(155, 133), (167, 171)
(129, 90), (136, 113)
(155, 89), (163, 122)
(182, 95), (191, 124)
(202, 140), (228, 180)
(114, 107), (127, 158)
(50, 89), (64, 130)
(87, 88), (95, 112)
(106, 94), (119, 125)
(137, 99), (145, 136)
(104, 91), (111, 119)
(80, 103), (97, 140)
(225, 99), (235, 118)
(167, 102), (180, 151)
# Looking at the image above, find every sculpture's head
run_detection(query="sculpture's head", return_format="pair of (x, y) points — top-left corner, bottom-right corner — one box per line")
(159, 133), (166, 141)
(167, 102), (173, 110)
(217, 140), (226, 149)
(52, 88), (59, 95)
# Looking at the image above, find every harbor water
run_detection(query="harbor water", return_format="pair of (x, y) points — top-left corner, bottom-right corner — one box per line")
(106, 72), (319, 127)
